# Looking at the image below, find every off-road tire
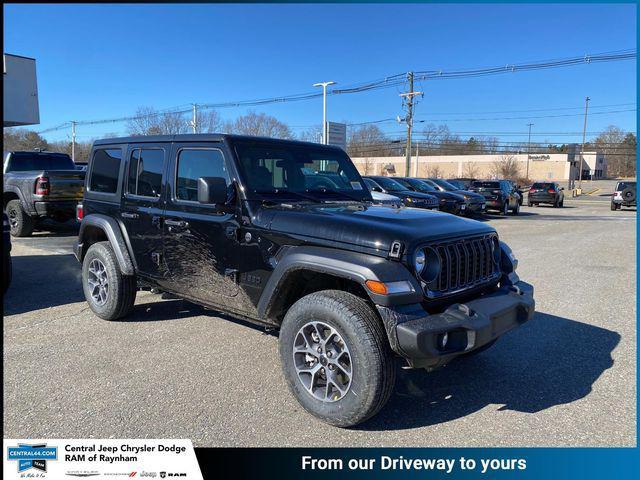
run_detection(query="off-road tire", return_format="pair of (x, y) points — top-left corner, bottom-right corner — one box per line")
(82, 241), (136, 320)
(279, 290), (396, 427)
(6, 200), (34, 237)
(461, 339), (498, 357)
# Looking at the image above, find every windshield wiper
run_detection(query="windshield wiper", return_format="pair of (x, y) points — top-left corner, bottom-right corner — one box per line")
(307, 188), (366, 202)
(256, 189), (324, 203)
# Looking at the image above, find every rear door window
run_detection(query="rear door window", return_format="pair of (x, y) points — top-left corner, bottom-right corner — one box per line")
(127, 148), (165, 198)
(89, 149), (122, 193)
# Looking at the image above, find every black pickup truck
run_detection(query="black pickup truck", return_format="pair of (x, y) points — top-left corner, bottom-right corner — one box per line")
(74, 134), (534, 427)
(3, 151), (85, 236)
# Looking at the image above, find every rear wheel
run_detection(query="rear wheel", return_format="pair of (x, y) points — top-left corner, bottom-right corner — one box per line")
(6, 200), (34, 237)
(279, 290), (396, 427)
(82, 241), (137, 320)
(501, 201), (509, 215)
(611, 202), (617, 211)
(559, 198), (564, 207)
(511, 202), (520, 215)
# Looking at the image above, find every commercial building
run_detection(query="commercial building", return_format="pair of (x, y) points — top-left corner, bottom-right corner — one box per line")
(4, 53), (40, 127)
(351, 146), (606, 182)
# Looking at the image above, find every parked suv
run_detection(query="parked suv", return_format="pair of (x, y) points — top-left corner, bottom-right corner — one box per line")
(74, 134), (534, 427)
(469, 180), (521, 215)
(363, 176), (439, 210)
(420, 178), (486, 215)
(527, 182), (564, 207)
(3, 151), (85, 236)
(611, 181), (636, 210)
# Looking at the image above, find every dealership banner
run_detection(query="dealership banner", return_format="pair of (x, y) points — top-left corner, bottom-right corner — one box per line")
(3, 439), (202, 479)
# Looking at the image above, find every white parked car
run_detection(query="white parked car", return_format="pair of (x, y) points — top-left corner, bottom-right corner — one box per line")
(611, 181), (636, 210)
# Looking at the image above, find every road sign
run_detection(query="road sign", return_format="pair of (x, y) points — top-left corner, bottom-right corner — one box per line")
(327, 122), (347, 150)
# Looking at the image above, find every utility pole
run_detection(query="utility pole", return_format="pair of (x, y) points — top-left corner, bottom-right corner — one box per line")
(313, 81), (336, 144)
(190, 103), (198, 134)
(526, 123), (534, 180)
(399, 72), (423, 177)
(71, 121), (77, 162)
(578, 96), (590, 190)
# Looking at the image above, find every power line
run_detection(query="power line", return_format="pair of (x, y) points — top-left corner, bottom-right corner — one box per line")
(34, 48), (636, 134)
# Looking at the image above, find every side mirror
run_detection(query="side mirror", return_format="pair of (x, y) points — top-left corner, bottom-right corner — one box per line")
(197, 176), (228, 204)
(371, 186), (383, 193)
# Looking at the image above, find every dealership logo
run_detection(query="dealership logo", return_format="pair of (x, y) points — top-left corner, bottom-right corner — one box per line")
(65, 472), (100, 477)
(7, 444), (58, 473)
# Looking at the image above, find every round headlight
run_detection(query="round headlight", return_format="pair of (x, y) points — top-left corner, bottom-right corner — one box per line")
(414, 250), (426, 274)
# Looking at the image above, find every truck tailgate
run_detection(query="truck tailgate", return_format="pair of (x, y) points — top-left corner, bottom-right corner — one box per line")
(44, 170), (86, 201)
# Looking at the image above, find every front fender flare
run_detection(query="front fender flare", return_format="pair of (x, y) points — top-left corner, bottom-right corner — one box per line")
(76, 214), (135, 275)
(257, 246), (423, 319)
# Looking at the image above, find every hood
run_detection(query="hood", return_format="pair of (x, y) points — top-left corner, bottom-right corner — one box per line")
(264, 203), (495, 254)
(455, 190), (486, 201)
(428, 190), (465, 202)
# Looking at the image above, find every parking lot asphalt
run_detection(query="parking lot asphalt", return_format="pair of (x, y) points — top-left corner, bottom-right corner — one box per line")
(4, 191), (636, 447)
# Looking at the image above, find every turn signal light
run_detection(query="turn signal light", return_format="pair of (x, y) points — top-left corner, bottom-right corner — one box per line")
(365, 280), (388, 295)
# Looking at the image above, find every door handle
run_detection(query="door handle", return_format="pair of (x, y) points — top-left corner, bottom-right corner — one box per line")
(165, 219), (189, 228)
(121, 212), (139, 219)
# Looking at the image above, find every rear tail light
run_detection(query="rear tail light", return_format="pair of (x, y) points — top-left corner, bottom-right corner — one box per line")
(35, 176), (50, 195)
(76, 203), (84, 221)
(529, 188), (535, 193)
(548, 189), (556, 193)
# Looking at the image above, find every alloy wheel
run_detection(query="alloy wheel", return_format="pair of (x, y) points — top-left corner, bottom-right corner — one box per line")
(292, 321), (353, 402)
(87, 258), (109, 306)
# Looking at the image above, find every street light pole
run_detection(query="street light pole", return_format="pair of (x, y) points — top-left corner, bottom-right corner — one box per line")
(578, 96), (590, 190)
(313, 81), (336, 144)
(526, 123), (534, 181)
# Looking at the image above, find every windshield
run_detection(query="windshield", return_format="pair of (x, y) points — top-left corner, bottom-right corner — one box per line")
(431, 178), (458, 191)
(370, 177), (407, 192)
(446, 179), (465, 189)
(401, 178), (436, 192)
(6, 152), (75, 172)
(233, 141), (371, 202)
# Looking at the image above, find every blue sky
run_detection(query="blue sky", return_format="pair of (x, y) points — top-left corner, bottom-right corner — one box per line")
(4, 3), (637, 145)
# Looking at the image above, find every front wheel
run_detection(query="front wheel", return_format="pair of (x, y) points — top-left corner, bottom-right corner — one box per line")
(82, 241), (137, 320)
(279, 290), (396, 427)
(501, 201), (509, 215)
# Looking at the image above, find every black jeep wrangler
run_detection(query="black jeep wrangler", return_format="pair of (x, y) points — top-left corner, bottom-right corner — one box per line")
(74, 134), (534, 427)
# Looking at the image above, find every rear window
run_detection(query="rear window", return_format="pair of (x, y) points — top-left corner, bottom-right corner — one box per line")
(472, 181), (500, 189)
(616, 182), (636, 191)
(89, 149), (122, 194)
(6, 152), (75, 171)
(532, 183), (554, 189)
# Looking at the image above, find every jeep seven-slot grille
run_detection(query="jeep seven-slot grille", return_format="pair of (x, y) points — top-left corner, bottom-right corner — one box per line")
(424, 234), (499, 296)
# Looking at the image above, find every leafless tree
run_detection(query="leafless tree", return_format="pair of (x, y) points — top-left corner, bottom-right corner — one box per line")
(224, 111), (293, 139)
(126, 106), (190, 135)
(297, 125), (323, 144)
(426, 165), (443, 178)
(197, 110), (223, 133)
(3, 128), (49, 151)
(491, 154), (521, 179)
(462, 161), (480, 178)
(347, 125), (390, 157)
(594, 125), (635, 177)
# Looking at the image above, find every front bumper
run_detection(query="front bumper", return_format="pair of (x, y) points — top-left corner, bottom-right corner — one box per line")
(464, 202), (486, 214)
(383, 281), (534, 368)
(440, 202), (465, 214)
